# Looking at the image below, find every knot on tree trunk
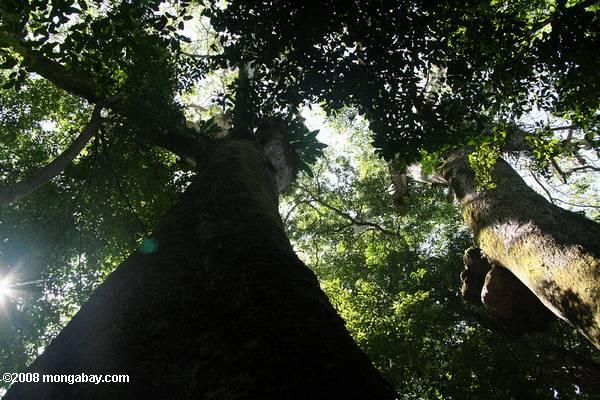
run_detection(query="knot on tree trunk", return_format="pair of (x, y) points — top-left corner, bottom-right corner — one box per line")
(257, 118), (296, 193)
(460, 247), (491, 304)
(460, 247), (555, 335)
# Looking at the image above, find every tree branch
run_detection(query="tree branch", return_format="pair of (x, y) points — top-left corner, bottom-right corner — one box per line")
(550, 157), (568, 184)
(283, 199), (312, 225)
(0, 30), (100, 103)
(529, 168), (555, 204)
(151, 127), (210, 167)
(181, 52), (215, 60)
(567, 165), (600, 173)
(554, 198), (600, 209)
(550, 125), (576, 132)
(228, 61), (257, 140)
(1, 30), (210, 166)
(0, 105), (103, 206)
(293, 183), (403, 239)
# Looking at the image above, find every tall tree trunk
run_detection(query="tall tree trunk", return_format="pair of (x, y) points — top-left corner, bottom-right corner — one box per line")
(441, 150), (600, 349)
(5, 138), (396, 399)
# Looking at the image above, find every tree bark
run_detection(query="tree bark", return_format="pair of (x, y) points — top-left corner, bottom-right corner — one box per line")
(460, 247), (555, 335)
(442, 150), (600, 349)
(5, 138), (397, 399)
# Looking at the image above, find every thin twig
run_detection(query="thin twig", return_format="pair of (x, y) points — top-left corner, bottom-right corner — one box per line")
(529, 168), (555, 204)
(550, 157), (568, 184)
(293, 183), (405, 240)
(554, 198), (600, 209)
(567, 165), (600, 173)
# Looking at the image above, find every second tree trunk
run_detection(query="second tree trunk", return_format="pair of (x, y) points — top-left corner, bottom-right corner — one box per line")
(442, 150), (600, 349)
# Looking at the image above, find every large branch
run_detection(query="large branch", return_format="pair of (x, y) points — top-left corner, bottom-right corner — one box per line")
(1, 31), (212, 170)
(0, 105), (103, 206)
(0, 30), (100, 103)
(151, 127), (209, 167)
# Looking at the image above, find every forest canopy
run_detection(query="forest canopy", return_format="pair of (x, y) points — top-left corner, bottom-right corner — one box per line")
(1, 0), (599, 399)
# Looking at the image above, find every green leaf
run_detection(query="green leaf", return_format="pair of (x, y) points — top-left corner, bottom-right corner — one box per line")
(306, 129), (319, 140)
(297, 159), (314, 177)
(0, 57), (18, 69)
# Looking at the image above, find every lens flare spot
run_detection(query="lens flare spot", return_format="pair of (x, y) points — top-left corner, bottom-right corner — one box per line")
(140, 238), (159, 254)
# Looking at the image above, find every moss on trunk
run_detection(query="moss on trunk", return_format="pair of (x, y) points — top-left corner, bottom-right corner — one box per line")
(443, 150), (600, 349)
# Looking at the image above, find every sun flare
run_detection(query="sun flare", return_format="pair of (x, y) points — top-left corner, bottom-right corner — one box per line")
(0, 275), (15, 299)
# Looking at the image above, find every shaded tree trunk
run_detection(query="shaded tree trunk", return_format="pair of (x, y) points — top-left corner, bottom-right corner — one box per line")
(442, 150), (600, 349)
(460, 247), (555, 336)
(5, 138), (396, 399)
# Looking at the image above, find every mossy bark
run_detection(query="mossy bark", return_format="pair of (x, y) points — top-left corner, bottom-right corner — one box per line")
(443, 150), (600, 349)
(461, 247), (554, 335)
(5, 138), (396, 399)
